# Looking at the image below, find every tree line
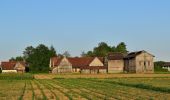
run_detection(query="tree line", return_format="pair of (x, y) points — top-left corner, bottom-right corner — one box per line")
(10, 42), (128, 73)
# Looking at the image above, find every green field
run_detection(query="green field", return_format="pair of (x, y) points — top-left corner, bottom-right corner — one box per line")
(0, 74), (170, 100)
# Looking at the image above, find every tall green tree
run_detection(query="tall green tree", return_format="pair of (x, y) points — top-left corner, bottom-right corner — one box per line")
(93, 42), (112, 57)
(115, 42), (128, 53)
(83, 42), (128, 57)
(23, 44), (57, 73)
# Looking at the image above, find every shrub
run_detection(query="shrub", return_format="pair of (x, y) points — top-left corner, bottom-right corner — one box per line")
(0, 73), (34, 80)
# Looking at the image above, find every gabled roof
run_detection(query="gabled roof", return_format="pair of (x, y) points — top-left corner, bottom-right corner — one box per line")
(1, 61), (26, 70)
(68, 57), (95, 67)
(1, 61), (16, 70)
(124, 50), (154, 59)
(50, 56), (105, 68)
(50, 57), (63, 66)
(107, 52), (125, 60)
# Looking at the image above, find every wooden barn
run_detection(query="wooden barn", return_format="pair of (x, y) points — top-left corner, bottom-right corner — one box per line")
(124, 50), (154, 73)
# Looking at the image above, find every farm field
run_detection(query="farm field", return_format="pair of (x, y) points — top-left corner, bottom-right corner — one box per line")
(0, 74), (170, 100)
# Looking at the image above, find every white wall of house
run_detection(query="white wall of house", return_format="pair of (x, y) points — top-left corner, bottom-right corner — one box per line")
(2, 70), (17, 73)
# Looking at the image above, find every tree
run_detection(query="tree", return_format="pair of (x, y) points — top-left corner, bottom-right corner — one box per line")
(86, 51), (94, 57)
(23, 44), (57, 73)
(86, 42), (112, 57)
(9, 56), (24, 61)
(82, 42), (128, 57)
(115, 42), (128, 53)
(62, 51), (71, 57)
(49, 45), (57, 57)
(23, 46), (35, 60)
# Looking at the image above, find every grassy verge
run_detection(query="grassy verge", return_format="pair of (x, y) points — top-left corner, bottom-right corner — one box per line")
(0, 73), (34, 80)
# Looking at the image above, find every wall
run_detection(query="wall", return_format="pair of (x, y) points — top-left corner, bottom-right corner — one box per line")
(124, 59), (136, 73)
(89, 57), (104, 66)
(2, 70), (17, 73)
(52, 57), (72, 73)
(14, 62), (25, 73)
(136, 52), (154, 73)
(108, 60), (124, 73)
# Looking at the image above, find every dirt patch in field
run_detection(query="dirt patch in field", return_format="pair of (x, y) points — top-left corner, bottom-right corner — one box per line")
(34, 74), (170, 79)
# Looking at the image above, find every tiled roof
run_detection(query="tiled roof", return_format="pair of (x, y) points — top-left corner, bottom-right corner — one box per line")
(51, 57), (105, 69)
(68, 57), (95, 67)
(124, 50), (154, 59)
(1, 61), (26, 70)
(107, 52), (125, 60)
(51, 57), (63, 66)
(1, 61), (16, 70)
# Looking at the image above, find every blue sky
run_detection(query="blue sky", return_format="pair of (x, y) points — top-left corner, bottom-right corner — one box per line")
(0, 0), (170, 61)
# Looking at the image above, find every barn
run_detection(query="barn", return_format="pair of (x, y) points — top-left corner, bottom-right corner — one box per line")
(124, 50), (154, 73)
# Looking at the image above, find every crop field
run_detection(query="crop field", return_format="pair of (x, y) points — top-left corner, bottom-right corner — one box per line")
(0, 74), (170, 100)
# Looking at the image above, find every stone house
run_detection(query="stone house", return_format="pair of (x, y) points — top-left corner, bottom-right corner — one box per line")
(124, 50), (154, 73)
(0, 61), (26, 73)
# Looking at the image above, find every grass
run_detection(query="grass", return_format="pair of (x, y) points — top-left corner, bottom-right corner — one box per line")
(0, 74), (169, 100)
(0, 73), (34, 80)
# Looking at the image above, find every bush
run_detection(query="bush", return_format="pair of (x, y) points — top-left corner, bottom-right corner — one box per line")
(0, 73), (34, 80)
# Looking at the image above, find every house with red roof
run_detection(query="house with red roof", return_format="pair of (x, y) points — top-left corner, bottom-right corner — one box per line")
(50, 56), (107, 74)
(0, 61), (26, 73)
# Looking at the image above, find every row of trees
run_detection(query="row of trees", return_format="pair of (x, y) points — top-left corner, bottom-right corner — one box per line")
(10, 42), (128, 73)
(81, 42), (128, 57)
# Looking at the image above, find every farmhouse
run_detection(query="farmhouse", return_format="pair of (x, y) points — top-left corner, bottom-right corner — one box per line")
(124, 50), (154, 73)
(50, 57), (107, 74)
(0, 61), (26, 73)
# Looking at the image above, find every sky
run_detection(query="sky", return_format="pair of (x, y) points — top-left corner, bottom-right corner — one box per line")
(0, 0), (170, 61)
